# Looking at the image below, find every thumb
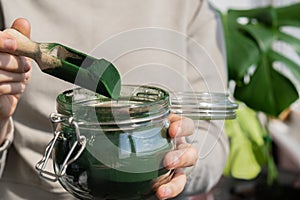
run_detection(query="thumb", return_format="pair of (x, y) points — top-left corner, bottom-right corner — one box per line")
(11, 18), (31, 38)
(11, 18), (32, 73)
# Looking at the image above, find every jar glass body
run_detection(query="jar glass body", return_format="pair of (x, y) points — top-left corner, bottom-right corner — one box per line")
(52, 85), (172, 200)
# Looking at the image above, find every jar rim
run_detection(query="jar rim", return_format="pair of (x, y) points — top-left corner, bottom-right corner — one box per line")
(56, 85), (170, 126)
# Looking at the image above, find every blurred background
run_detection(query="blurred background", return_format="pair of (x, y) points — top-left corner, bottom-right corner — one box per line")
(203, 0), (300, 199)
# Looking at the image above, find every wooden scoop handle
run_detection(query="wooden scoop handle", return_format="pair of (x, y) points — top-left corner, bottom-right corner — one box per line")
(4, 28), (61, 70)
(4, 29), (121, 99)
(4, 28), (40, 60)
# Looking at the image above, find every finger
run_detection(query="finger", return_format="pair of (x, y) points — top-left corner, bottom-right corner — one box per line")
(156, 170), (186, 200)
(11, 18), (31, 38)
(10, 18), (32, 73)
(0, 18), (30, 53)
(0, 69), (27, 82)
(0, 53), (31, 73)
(168, 114), (194, 138)
(0, 69), (30, 95)
(0, 31), (17, 51)
(164, 144), (198, 169)
(0, 82), (26, 95)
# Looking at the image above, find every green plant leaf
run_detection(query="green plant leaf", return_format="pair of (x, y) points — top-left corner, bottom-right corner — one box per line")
(221, 3), (300, 117)
(235, 102), (267, 146)
(278, 31), (300, 56)
(234, 54), (298, 116)
(276, 3), (300, 27)
(230, 136), (261, 179)
(221, 12), (260, 81)
(243, 24), (275, 52)
(224, 102), (271, 180)
(270, 50), (300, 80)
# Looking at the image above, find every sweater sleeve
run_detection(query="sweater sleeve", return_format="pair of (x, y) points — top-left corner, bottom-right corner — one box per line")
(177, 0), (229, 197)
(0, 117), (14, 178)
(181, 120), (229, 196)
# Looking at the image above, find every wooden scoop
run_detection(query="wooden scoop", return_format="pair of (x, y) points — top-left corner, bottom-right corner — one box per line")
(4, 28), (121, 99)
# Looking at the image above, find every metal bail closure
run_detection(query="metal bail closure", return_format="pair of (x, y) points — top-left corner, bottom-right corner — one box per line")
(35, 113), (87, 182)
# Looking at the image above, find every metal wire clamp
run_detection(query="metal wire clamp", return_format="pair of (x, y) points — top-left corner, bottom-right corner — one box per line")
(35, 113), (86, 182)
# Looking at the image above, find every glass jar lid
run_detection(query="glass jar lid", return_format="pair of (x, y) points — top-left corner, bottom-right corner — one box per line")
(170, 92), (238, 120)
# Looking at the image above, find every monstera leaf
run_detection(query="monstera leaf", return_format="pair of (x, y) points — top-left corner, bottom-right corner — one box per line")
(221, 3), (300, 117)
(224, 102), (277, 182)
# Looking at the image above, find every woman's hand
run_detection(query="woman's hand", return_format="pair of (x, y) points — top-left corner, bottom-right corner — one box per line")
(0, 18), (31, 121)
(0, 18), (31, 144)
(156, 114), (198, 200)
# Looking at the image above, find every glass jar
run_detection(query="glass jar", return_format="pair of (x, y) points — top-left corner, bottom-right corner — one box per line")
(170, 91), (238, 120)
(36, 85), (172, 200)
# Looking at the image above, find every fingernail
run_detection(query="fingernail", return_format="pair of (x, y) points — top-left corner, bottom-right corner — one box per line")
(20, 57), (31, 72)
(176, 126), (182, 136)
(172, 155), (179, 167)
(166, 155), (179, 169)
(24, 61), (31, 72)
(3, 38), (17, 51)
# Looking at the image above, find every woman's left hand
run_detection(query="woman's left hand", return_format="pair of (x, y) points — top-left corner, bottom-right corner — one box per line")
(156, 114), (198, 200)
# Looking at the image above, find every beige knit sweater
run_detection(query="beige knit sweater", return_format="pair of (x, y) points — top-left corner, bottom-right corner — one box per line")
(0, 0), (228, 199)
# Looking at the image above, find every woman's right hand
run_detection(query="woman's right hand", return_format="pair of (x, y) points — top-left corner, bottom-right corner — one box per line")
(0, 18), (31, 121)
